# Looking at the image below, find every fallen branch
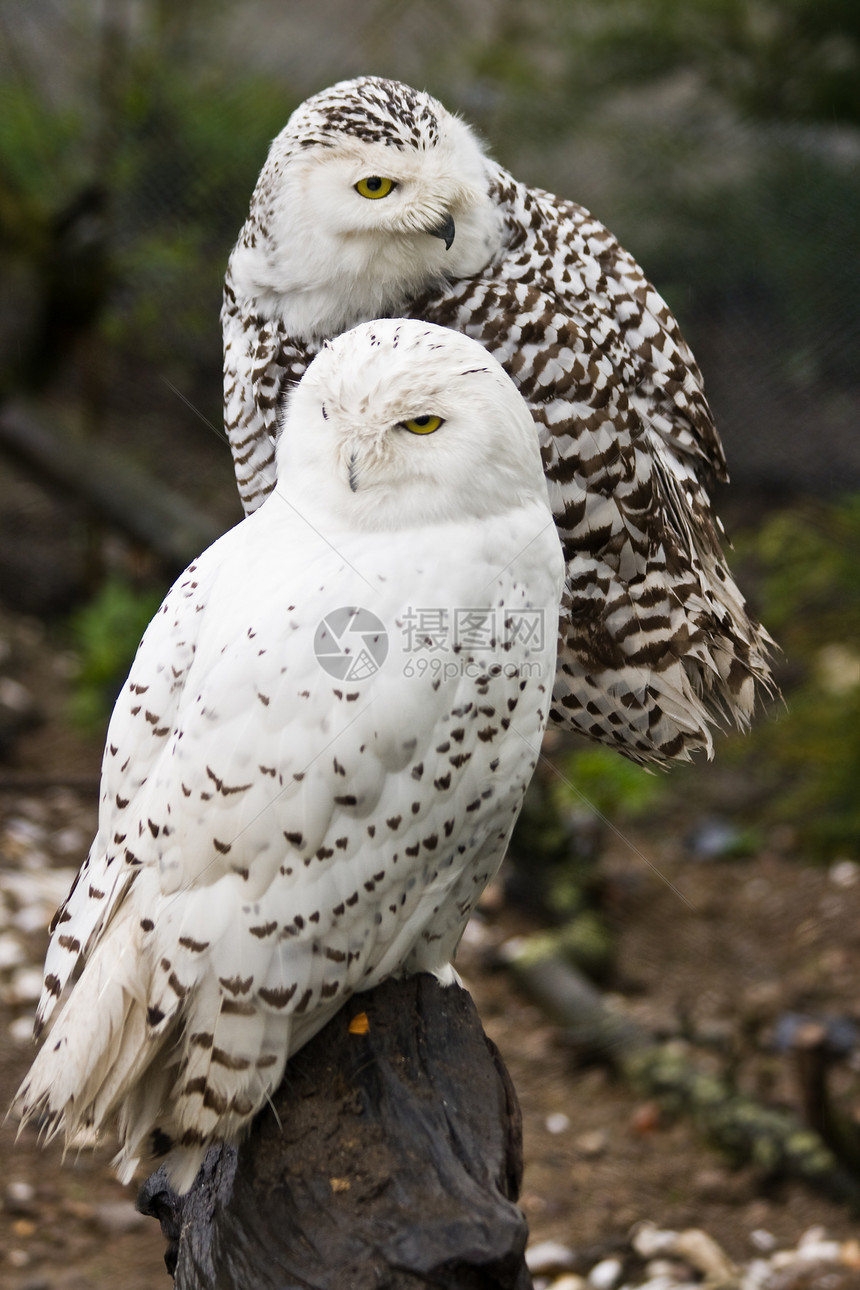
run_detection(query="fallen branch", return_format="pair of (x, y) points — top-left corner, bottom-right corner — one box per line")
(502, 935), (860, 1208)
(0, 401), (225, 569)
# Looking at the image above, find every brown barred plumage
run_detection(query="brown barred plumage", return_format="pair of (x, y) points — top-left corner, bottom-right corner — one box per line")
(222, 76), (774, 764)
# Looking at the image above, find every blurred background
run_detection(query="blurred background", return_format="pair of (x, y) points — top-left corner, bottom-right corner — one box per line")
(1, 0), (857, 856)
(0, 3), (859, 1281)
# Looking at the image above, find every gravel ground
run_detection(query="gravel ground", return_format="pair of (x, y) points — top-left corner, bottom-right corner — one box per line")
(1, 605), (859, 1288)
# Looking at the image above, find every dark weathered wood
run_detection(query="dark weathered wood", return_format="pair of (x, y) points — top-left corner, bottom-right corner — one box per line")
(139, 975), (533, 1289)
(0, 402), (224, 569)
(790, 1019), (860, 1180)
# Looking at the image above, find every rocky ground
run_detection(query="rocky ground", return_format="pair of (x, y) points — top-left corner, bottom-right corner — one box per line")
(1, 604), (859, 1289)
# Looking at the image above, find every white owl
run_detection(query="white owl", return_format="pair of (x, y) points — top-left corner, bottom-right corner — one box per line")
(223, 75), (773, 766)
(15, 320), (563, 1193)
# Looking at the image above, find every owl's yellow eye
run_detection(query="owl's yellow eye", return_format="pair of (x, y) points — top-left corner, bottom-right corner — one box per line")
(355, 176), (396, 200)
(400, 415), (444, 435)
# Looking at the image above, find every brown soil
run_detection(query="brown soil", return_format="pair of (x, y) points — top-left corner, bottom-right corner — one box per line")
(1, 603), (859, 1287)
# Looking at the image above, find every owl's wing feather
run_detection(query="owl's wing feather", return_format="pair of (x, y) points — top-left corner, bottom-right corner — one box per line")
(407, 180), (771, 761)
(498, 177), (728, 483)
(222, 271), (314, 514)
(35, 540), (239, 1036)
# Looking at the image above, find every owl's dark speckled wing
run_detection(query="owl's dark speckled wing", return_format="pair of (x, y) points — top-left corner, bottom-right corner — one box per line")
(221, 79), (773, 765)
(410, 171), (770, 761)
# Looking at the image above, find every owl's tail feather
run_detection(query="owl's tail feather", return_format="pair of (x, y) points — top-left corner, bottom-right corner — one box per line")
(127, 990), (354, 1195)
(116, 985), (296, 1195)
(16, 913), (366, 1194)
(13, 904), (175, 1155)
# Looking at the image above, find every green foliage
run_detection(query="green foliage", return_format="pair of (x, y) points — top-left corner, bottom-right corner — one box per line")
(451, 3), (860, 391)
(629, 145), (860, 388)
(515, 748), (663, 946)
(554, 910), (617, 982)
(726, 497), (860, 857)
(450, 0), (860, 169)
(556, 0), (860, 128)
(0, 18), (295, 402)
(0, 82), (87, 216)
(509, 912), (617, 982)
(509, 750), (659, 962)
(101, 69), (294, 381)
(4, 3), (855, 414)
(67, 579), (164, 734)
(557, 747), (666, 822)
(754, 497), (860, 640)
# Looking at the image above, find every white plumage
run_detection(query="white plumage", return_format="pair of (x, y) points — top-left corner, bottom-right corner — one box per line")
(15, 320), (563, 1192)
(223, 75), (774, 765)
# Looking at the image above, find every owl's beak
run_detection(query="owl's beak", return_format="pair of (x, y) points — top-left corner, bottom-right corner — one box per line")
(427, 213), (455, 250)
(348, 451), (359, 493)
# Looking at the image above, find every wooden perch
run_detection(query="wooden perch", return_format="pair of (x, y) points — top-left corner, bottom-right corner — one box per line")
(789, 1020), (860, 1179)
(0, 401), (224, 568)
(138, 974), (533, 1289)
(502, 935), (860, 1207)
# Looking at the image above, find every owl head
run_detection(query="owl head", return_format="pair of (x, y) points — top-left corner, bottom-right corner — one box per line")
(227, 77), (502, 341)
(275, 319), (546, 531)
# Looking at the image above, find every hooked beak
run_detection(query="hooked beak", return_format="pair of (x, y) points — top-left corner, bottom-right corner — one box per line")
(427, 213), (455, 251)
(348, 451), (359, 493)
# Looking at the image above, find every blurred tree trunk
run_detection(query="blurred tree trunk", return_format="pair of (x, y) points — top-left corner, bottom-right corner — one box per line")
(0, 403), (222, 570)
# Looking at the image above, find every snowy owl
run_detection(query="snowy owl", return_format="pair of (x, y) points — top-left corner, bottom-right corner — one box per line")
(223, 75), (773, 766)
(15, 319), (564, 1193)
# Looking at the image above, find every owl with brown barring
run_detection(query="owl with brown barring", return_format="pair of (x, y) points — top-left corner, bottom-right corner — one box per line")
(223, 75), (773, 766)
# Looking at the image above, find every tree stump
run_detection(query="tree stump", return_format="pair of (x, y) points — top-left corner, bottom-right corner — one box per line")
(138, 974), (533, 1289)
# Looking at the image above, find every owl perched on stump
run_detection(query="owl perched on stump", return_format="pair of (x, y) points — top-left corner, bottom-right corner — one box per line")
(15, 321), (563, 1192)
